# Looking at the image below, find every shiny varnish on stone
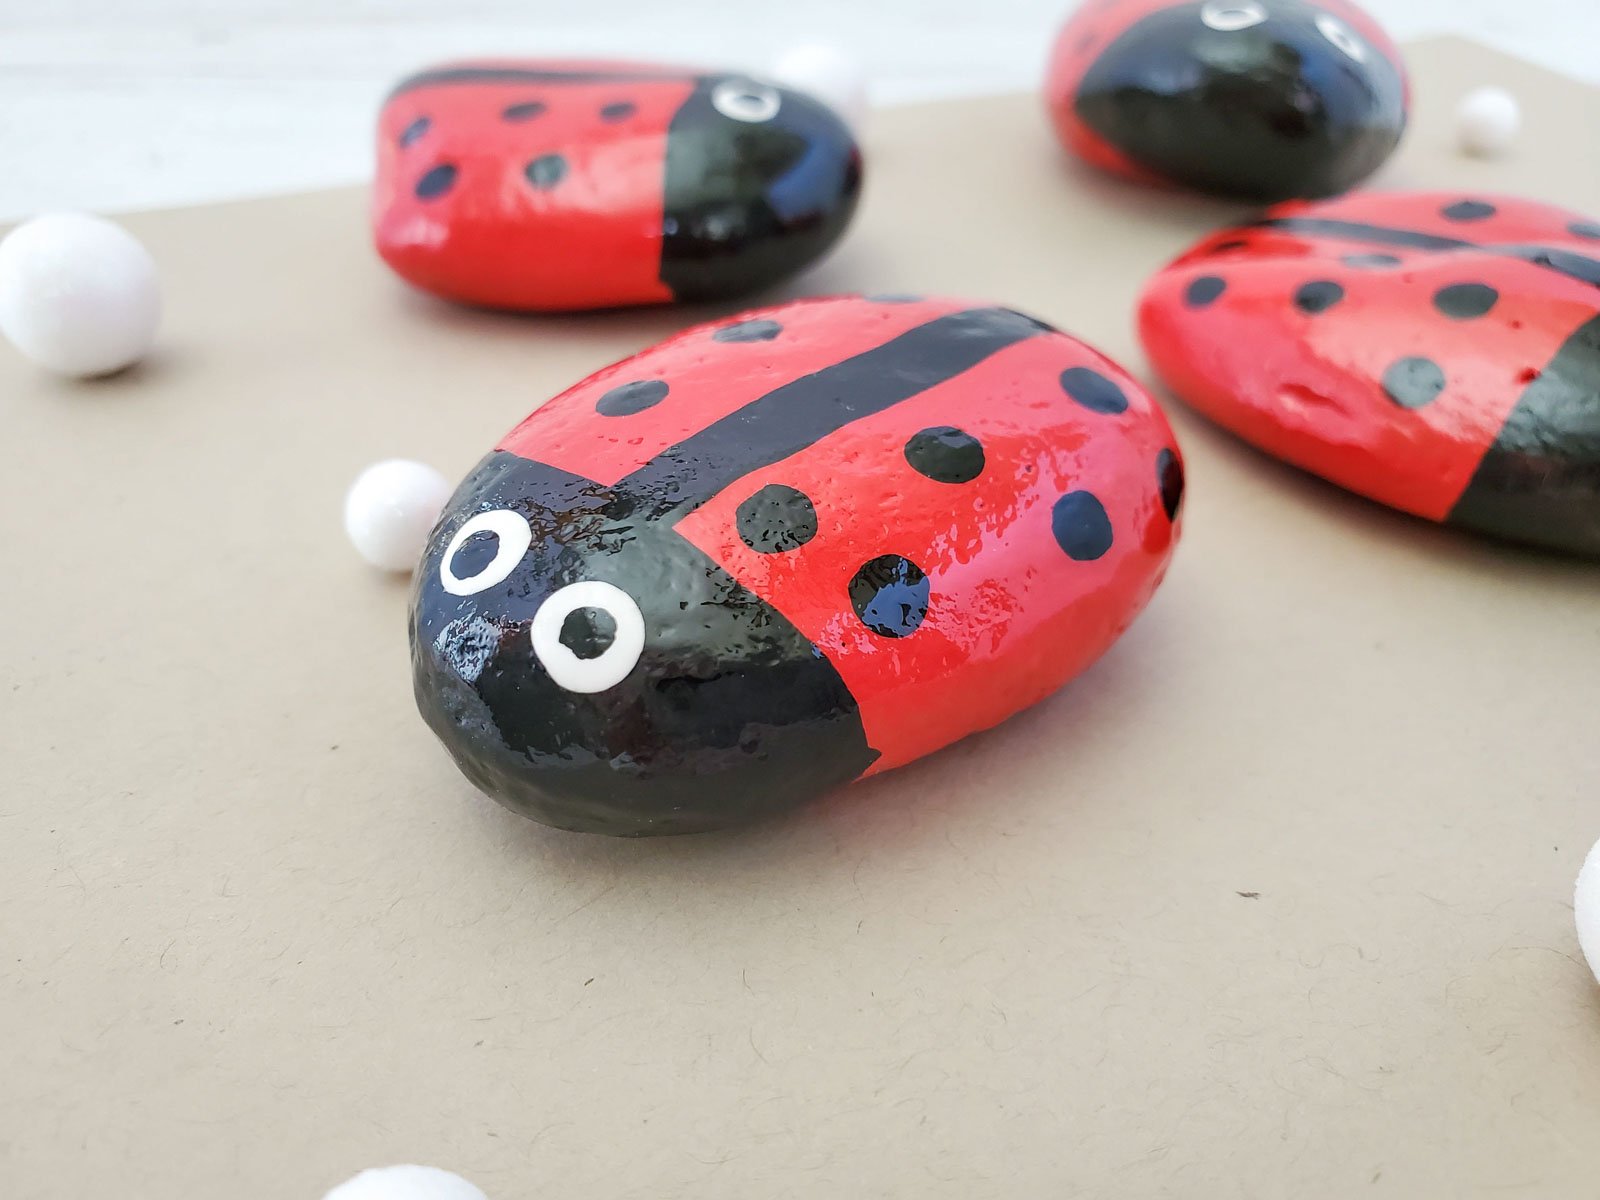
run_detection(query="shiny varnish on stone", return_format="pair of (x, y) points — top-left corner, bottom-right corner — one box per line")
(1045, 0), (1409, 201)
(411, 295), (1186, 835)
(373, 60), (863, 311)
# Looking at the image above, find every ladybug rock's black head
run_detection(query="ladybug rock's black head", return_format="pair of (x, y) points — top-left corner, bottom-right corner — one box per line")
(660, 74), (863, 301)
(1076, 0), (1406, 201)
(409, 452), (877, 836)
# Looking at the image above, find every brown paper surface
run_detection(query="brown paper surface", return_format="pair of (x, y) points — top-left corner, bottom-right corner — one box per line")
(2, 37), (1597, 1200)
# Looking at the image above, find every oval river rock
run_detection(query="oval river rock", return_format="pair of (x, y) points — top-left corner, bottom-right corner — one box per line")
(374, 59), (863, 311)
(411, 295), (1186, 835)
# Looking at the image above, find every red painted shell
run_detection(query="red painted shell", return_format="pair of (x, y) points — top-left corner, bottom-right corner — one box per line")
(497, 295), (1186, 773)
(1139, 190), (1600, 557)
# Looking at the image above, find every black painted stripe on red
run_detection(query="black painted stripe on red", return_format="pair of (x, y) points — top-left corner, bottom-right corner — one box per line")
(388, 66), (705, 99)
(1447, 313), (1600, 557)
(614, 307), (1056, 521)
(1254, 217), (1600, 291)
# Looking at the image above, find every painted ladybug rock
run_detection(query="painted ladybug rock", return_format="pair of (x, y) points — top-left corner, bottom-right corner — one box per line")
(1139, 191), (1600, 557)
(1045, 0), (1408, 201)
(374, 61), (863, 311)
(411, 295), (1185, 836)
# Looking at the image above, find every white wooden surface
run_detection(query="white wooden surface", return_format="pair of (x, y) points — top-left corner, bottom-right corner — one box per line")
(0, 0), (1594, 220)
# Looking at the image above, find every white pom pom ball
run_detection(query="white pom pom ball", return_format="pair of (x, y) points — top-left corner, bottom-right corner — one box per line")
(768, 43), (869, 131)
(344, 459), (452, 572)
(1577, 837), (1600, 987)
(1456, 86), (1520, 158)
(0, 212), (161, 377)
(323, 1164), (488, 1200)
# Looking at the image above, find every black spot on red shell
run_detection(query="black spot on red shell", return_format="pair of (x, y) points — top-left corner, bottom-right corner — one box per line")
(600, 101), (637, 122)
(904, 426), (985, 484)
(524, 154), (568, 189)
(736, 484), (818, 554)
(1158, 449), (1184, 520)
(1442, 199), (1496, 222)
(414, 163), (458, 200)
(1052, 491), (1114, 561)
(849, 555), (930, 638)
(1294, 280), (1345, 314)
(596, 379), (668, 416)
(1433, 282), (1499, 319)
(1570, 221), (1600, 240)
(712, 318), (782, 343)
(502, 101), (548, 122)
(1343, 253), (1401, 269)
(1060, 366), (1129, 414)
(1186, 276), (1227, 307)
(1382, 357), (1446, 408)
(398, 116), (431, 148)
(1211, 239), (1249, 253)
(559, 607), (618, 660)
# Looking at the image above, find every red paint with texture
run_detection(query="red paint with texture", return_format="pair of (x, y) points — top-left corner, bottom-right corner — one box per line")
(1138, 191), (1600, 556)
(375, 60), (691, 311)
(499, 294), (1186, 771)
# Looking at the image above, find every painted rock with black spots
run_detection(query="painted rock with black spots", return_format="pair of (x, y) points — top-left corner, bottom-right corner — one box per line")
(374, 60), (863, 311)
(411, 295), (1185, 836)
(1139, 191), (1600, 557)
(1045, 0), (1408, 201)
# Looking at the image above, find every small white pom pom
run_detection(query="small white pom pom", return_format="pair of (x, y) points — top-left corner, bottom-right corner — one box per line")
(323, 1165), (488, 1200)
(344, 459), (452, 572)
(768, 43), (870, 132)
(1456, 86), (1520, 158)
(0, 212), (161, 378)
(1577, 838), (1600, 987)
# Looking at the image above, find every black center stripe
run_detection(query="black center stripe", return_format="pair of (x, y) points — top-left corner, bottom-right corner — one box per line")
(388, 65), (702, 99)
(1253, 217), (1600, 293)
(613, 307), (1053, 522)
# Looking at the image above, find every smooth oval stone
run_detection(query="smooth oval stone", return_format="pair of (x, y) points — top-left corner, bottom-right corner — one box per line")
(411, 295), (1185, 836)
(374, 60), (863, 311)
(1045, 0), (1409, 201)
(1139, 190), (1600, 557)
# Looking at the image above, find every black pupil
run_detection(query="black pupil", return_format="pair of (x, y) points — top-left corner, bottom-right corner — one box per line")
(559, 607), (618, 661)
(450, 529), (500, 580)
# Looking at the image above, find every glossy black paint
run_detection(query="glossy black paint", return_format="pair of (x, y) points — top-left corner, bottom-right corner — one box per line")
(661, 76), (863, 301)
(1448, 314), (1600, 556)
(1075, 0), (1407, 202)
(411, 452), (878, 837)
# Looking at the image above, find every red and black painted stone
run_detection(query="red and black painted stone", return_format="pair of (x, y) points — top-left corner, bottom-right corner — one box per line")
(411, 295), (1186, 835)
(1139, 190), (1600, 557)
(1045, 0), (1409, 202)
(374, 61), (863, 311)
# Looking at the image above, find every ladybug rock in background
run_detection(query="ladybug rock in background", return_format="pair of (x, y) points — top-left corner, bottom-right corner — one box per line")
(1045, 0), (1408, 202)
(374, 61), (862, 311)
(1139, 191), (1600, 557)
(411, 295), (1185, 836)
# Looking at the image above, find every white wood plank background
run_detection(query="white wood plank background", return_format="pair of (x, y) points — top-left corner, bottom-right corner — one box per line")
(0, 0), (1594, 219)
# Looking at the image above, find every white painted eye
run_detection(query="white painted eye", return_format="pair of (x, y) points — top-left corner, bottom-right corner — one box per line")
(439, 509), (532, 597)
(712, 79), (782, 123)
(1316, 12), (1367, 61)
(530, 580), (646, 694)
(1201, 0), (1267, 31)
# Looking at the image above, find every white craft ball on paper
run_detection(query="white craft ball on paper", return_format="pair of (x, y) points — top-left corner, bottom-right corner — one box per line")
(344, 459), (452, 572)
(323, 1165), (488, 1200)
(1577, 837), (1600, 986)
(769, 43), (870, 131)
(1456, 86), (1521, 158)
(0, 212), (161, 377)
